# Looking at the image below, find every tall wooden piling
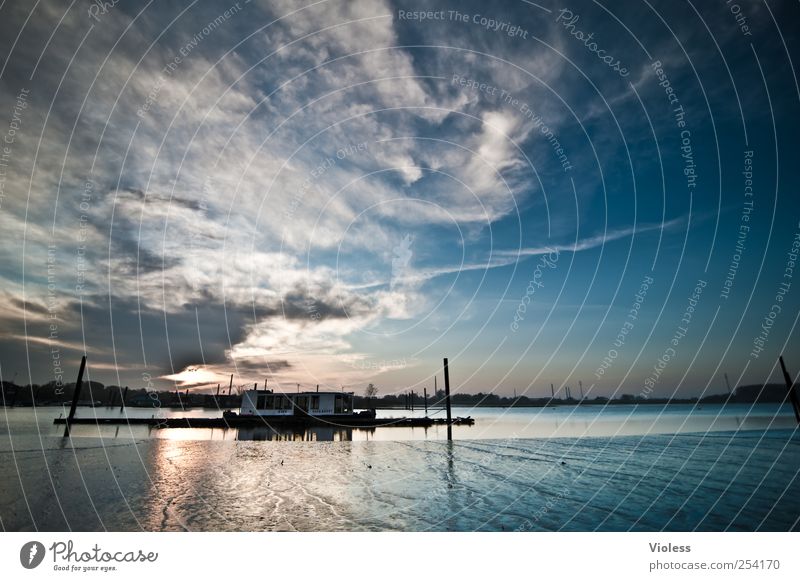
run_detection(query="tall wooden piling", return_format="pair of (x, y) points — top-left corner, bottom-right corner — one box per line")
(424, 387), (428, 415)
(443, 358), (453, 441)
(228, 374), (233, 395)
(63, 355), (87, 437)
(119, 386), (128, 412)
(779, 356), (800, 424)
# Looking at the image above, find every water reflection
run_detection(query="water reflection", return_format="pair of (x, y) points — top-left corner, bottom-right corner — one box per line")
(236, 426), (358, 442)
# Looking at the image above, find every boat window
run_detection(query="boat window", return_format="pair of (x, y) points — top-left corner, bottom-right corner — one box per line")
(311, 396), (320, 409)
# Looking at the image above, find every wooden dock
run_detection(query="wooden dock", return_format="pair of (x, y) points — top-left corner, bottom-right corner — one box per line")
(53, 414), (474, 430)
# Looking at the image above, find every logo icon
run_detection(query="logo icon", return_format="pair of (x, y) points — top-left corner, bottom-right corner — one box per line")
(390, 234), (413, 289)
(20, 541), (45, 569)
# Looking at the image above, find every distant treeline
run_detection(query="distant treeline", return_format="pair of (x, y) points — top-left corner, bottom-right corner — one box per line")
(0, 381), (238, 408)
(356, 384), (793, 408)
(0, 381), (793, 409)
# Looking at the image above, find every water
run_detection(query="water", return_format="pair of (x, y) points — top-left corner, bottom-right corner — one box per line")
(3, 402), (796, 441)
(1, 404), (799, 531)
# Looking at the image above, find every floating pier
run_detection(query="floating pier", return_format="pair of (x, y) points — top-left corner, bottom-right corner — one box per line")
(53, 414), (474, 430)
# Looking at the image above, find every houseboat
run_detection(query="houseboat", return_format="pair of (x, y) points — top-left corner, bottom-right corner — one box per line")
(239, 389), (357, 418)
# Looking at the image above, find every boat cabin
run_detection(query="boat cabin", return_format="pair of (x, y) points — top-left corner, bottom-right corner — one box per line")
(240, 389), (355, 417)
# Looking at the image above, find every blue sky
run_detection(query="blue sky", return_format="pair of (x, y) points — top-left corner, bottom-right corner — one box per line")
(0, 0), (798, 398)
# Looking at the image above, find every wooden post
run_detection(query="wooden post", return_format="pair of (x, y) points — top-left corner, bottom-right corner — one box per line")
(216, 383), (220, 397)
(551, 383), (555, 399)
(443, 358), (453, 441)
(424, 387), (428, 416)
(411, 390), (414, 412)
(228, 374), (233, 395)
(119, 386), (128, 412)
(724, 373), (732, 395)
(63, 355), (87, 437)
(779, 356), (800, 424)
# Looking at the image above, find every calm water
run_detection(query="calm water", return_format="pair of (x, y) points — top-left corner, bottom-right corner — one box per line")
(1, 402), (796, 441)
(1, 404), (799, 531)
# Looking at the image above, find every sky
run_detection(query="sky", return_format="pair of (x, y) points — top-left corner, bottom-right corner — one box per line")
(0, 0), (798, 399)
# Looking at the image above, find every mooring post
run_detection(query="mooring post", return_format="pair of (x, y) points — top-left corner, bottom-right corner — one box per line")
(424, 387), (428, 416)
(411, 390), (414, 412)
(63, 355), (87, 438)
(119, 386), (128, 412)
(779, 356), (800, 424)
(443, 358), (453, 441)
(228, 374), (233, 396)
